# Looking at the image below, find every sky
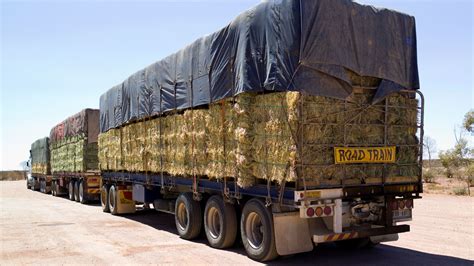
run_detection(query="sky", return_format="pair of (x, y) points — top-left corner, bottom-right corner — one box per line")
(1, 0), (473, 170)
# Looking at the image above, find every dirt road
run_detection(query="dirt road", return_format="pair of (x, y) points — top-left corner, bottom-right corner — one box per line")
(1, 181), (472, 265)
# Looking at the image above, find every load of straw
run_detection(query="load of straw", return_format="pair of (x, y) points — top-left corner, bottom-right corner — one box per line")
(31, 163), (49, 175)
(50, 134), (98, 173)
(99, 89), (419, 189)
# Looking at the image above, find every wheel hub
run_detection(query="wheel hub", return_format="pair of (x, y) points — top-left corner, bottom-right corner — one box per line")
(246, 212), (264, 249)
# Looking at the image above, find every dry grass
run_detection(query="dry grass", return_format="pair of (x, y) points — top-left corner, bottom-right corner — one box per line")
(99, 90), (420, 189)
(0, 171), (26, 181)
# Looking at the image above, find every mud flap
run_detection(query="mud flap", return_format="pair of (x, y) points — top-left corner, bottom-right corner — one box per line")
(116, 189), (136, 214)
(273, 212), (313, 256)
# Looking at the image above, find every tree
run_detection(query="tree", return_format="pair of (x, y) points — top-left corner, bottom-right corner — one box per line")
(463, 109), (474, 133)
(439, 119), (474, 195)
(423, 136), (437, 168)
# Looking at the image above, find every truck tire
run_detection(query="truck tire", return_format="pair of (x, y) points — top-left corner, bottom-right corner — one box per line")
(34, 178), (40, 191)
(101, 184), (110, 213)
(204, 195), (237, 249)
(79, 180), (87, 204)
(51, 181), (56, 196)
(74, 181), (80, 202)
(175, 193), (202, 240)
(33, 178), (39, 191)
(108, 185), (118, 215)
(40, 180), (44, 193)
(240, 199), (278, 262)
(68, 181), (75, 201)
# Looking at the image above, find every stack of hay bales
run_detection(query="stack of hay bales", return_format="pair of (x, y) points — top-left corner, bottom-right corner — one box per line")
(98, 90), (419, 188)
(30, 137), (50, 175)
(50, 135), (98, 172)
(50, 109), (100, 174)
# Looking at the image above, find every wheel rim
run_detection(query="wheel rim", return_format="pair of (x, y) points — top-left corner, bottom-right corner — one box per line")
(206, 206), (221, 239)
(176, 202), (188, 231)
(79, 182), (84, 202)
(245, 212), (264, 249)
(69, 183), (73, 198)
(109, 187), (115, 210)
(101, 186), (107, 207)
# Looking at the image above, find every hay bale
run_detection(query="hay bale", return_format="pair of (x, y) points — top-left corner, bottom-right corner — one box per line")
(50, 134), (98, 173)
(98, 89), (419, 189)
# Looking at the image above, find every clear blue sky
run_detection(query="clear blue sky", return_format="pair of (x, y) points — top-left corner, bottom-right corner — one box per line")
(1, 0), (472, 170)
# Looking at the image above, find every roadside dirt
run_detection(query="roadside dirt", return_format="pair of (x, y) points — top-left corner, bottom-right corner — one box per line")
(1, 181), (472, 265)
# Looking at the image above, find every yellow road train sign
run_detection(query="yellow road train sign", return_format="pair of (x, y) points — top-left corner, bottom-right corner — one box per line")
(334, 146), (396, 164)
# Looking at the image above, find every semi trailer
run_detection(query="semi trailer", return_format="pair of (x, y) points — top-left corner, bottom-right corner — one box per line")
(97, 0), (423, 262)
(49, 109), (101, 203)
(28, 137), (51, 192)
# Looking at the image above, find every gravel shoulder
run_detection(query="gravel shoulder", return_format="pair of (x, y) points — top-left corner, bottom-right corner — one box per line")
(1, 181), (472, 265)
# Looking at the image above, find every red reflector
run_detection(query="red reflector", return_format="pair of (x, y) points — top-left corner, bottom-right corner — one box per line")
(405, 199), (413, 209)
(306, 207), (315, 217)
(315, 207), (323, 217)
(323, 206), (332, 216)
(123, 191), (133, 200)
(391, 201), (398, 211)
(399, 200), (405, 209)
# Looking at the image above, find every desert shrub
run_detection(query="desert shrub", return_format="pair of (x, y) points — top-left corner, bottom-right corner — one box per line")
(444, 168), (454, 179)
(467, 163), (474, 187)
(453, 187), (467, 196)
(423, 169), (435, 183)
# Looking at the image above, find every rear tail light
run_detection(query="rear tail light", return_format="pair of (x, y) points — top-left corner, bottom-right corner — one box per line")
(405, 199), (413, 208)
(391, 201), (398, 211)
(306, 207), (315, 217)
(391, 199), (414, 211)
(315, 207), (323, 217)
(323, 206), (332, 216)
(399, 200), (406, 209)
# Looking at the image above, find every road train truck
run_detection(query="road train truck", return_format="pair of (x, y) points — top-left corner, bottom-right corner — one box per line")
(97, 0), (423, 261)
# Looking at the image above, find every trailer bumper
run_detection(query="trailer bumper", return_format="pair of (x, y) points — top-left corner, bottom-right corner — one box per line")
(312, 224), (410, 243)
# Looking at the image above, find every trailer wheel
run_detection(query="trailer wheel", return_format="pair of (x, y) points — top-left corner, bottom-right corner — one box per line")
(175, 193), (202, 240)
(101, 184), (110, 213)
(74, 181), (80, 202)
(79, 180), (87, 204)
(68, 181), (75, 201)
(51, 181), (56, 196)
(108, 185), (118, 215)
(241, 199), (278, 262)
(33, 178), (40, 191)
(39, 180), (44, 193)
(204, 195), (237, 249)
(42, 180), (47, 193)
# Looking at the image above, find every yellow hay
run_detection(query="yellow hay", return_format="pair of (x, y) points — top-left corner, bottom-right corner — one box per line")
(99, 90), (419, 189)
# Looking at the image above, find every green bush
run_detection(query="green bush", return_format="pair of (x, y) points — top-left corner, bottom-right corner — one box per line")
(445, 168), (454, 179)
(453, 187), (467, 196)
(423, 169), (435, 183)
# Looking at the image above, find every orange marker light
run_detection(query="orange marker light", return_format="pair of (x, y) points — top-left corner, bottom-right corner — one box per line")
(399, 200), (405, 209)
(315, 207), (323, 217)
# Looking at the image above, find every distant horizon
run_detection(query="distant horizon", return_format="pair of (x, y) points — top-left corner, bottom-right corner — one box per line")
(1, 0), (473, 170)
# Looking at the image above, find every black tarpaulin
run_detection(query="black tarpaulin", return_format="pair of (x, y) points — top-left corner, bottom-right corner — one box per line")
(30, 137), (50, 165)
(50, 109), (100, 143)
(99, 0), (419, 132)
